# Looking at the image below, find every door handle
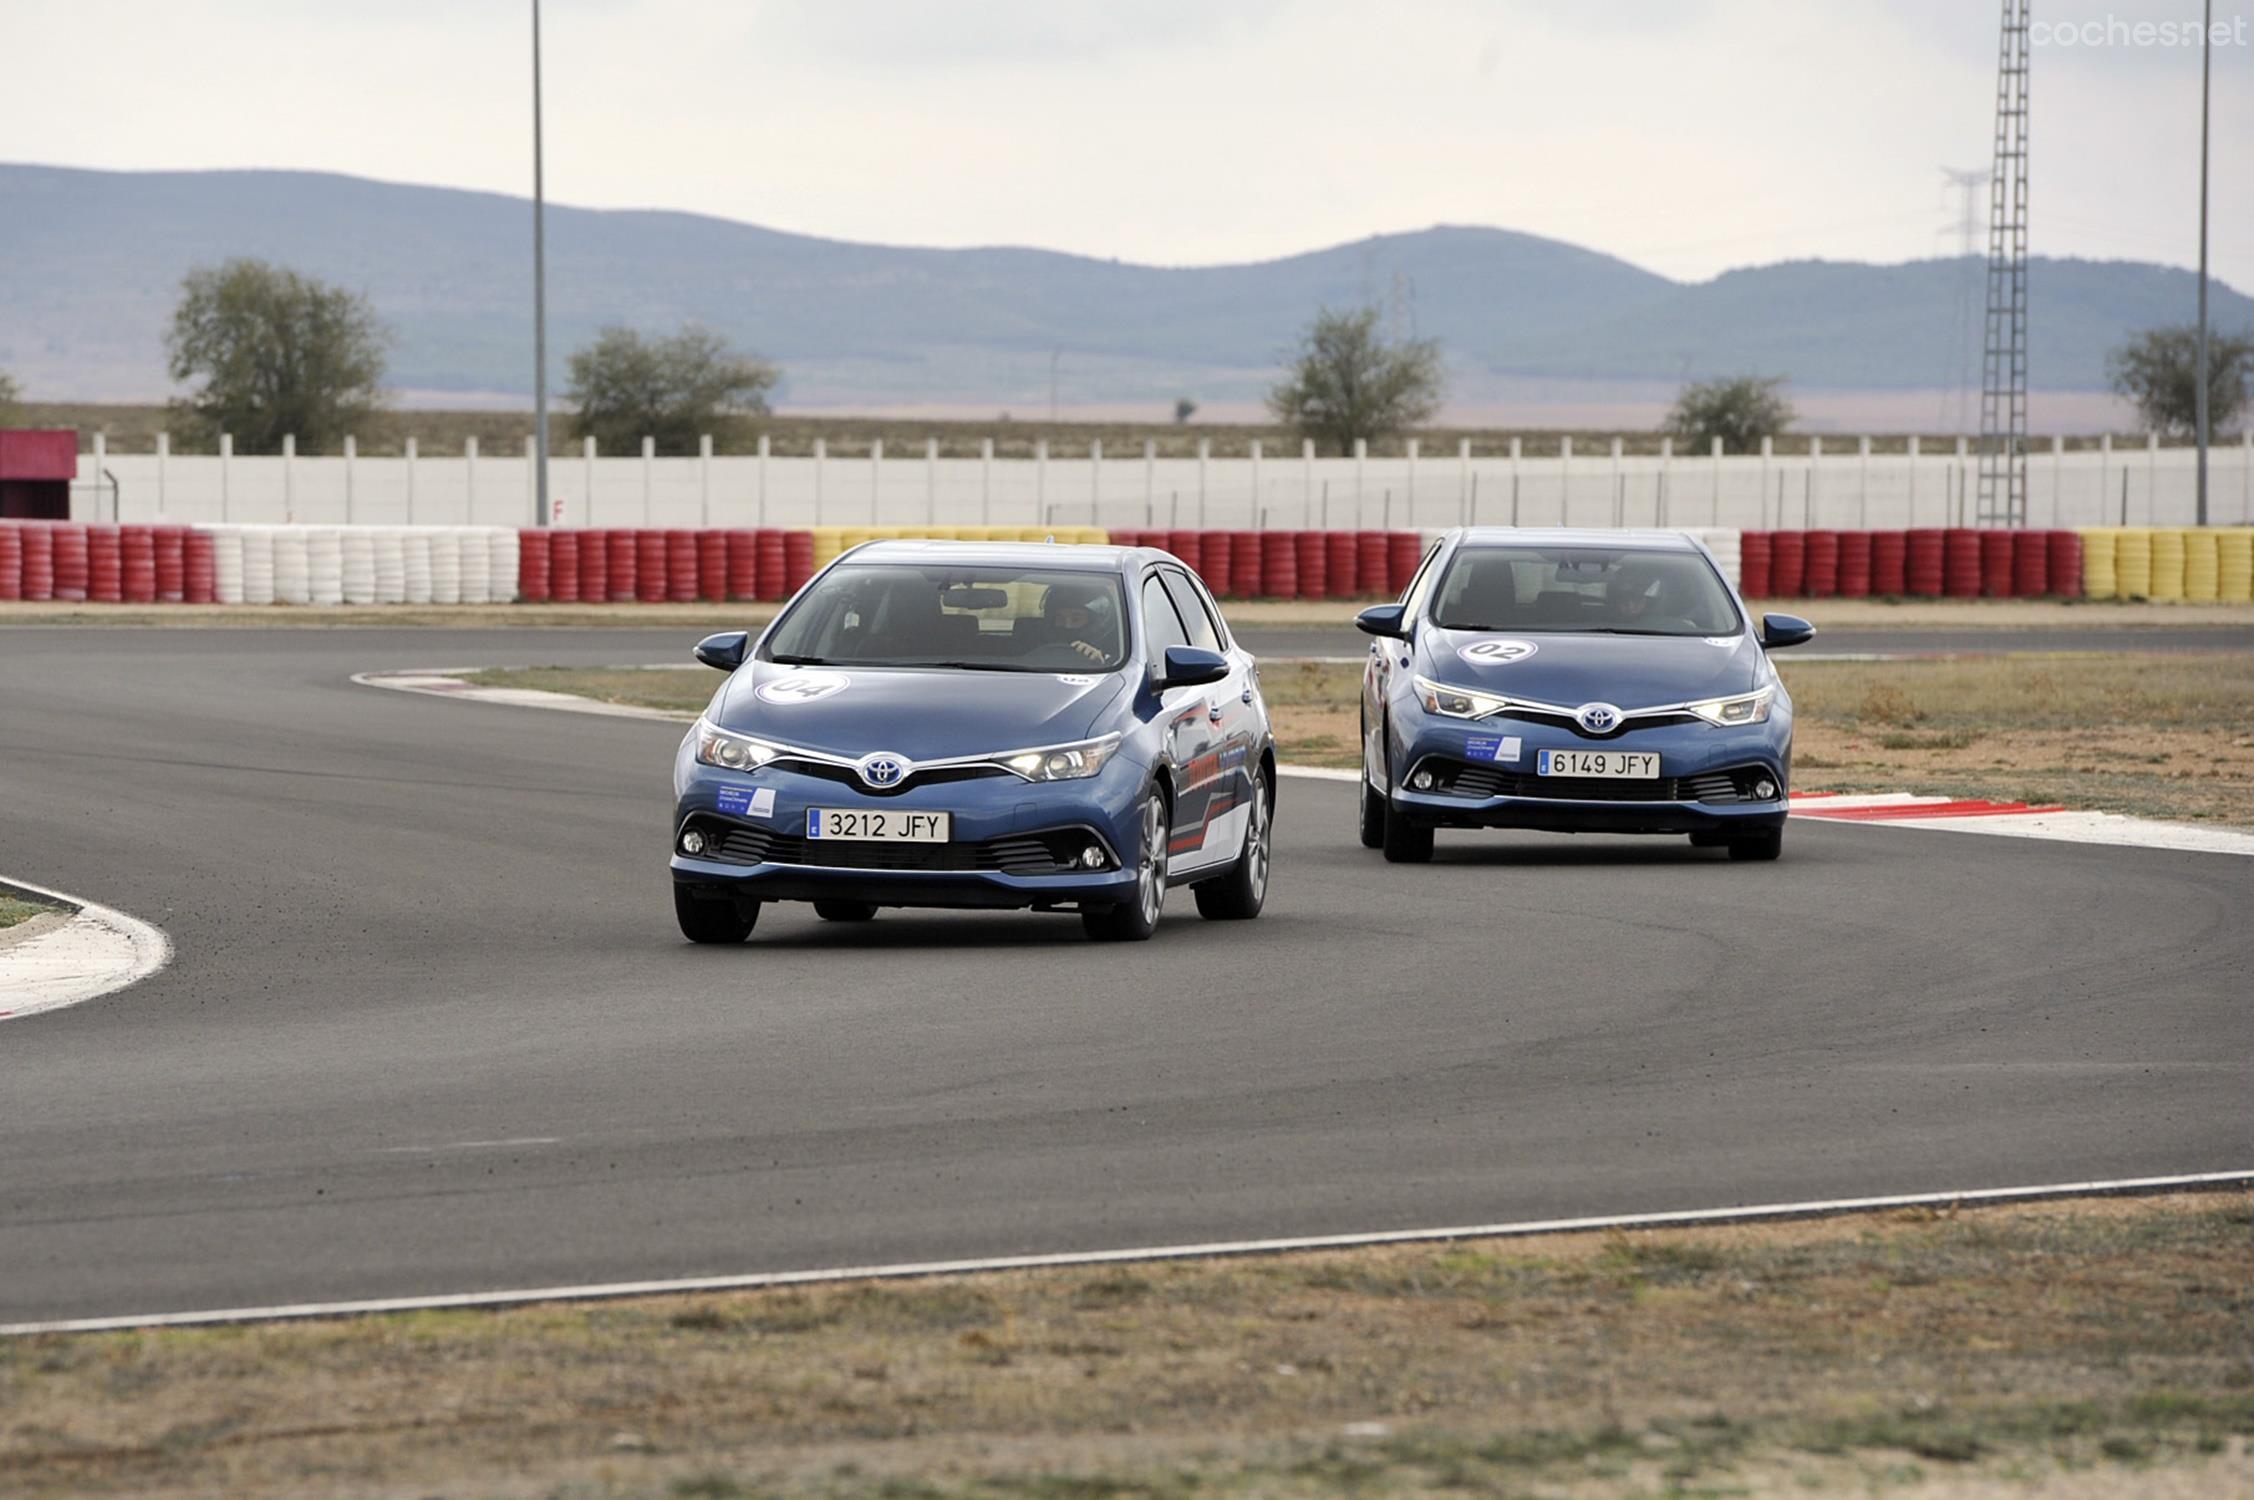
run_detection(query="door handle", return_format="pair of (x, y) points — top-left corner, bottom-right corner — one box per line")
(1207, 703), (1226, 724)
(1240, 687), (1255, 704)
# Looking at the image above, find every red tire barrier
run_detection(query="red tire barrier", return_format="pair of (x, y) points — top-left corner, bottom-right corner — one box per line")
(120, 526), (157, 603)
(1769, 530), (1807, 597)
(2011, 529), (2050, 597)
(19, 523), (56, 601)
(1834, 530), (1872, 599)
(547, 531), (580, 603)
(756, 528), (789, 600)
(1942, 529), (1983, 598)
(1738, 530), (1772, 597)
(1166, 530), (1203, 577)
(1106, 529), (1141, 550)
(1387, 532), (1424, 596)
(685, 529), (721, 602)
(1200, 531), (1234, 596)
(723, 530), (758, 600)
(1869, 529), (1907, 596)
(1260, 531), (1299, 600)
(600, 529), (633, 602)
(583, 529), (616, 602)
(182, 528), (217, 604)
(0, 525), (20, 601)
(1325, 530), (1359, 599)
(1357, 531), (1391, 598)
(51, 523), (89, 601)
(1979, 530), (2015, 598)
(1294, 530), (1328, 600)
(1906, 528), (1946, 597)
(153, 525), (187, 603)
(1802, 529), (1839, 598)
(1230, 531), (1263, 599)
(86, 525), (123, 603)
(2047, 529), (2083, 599)
(782, 529), (816, 594)
(637, 530), (670, 603)
(515, 529), (552, 603)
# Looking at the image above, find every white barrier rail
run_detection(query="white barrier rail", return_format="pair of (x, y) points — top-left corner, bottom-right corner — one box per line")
(67, 434), (2254, 533)
(191, 525), (520, 605)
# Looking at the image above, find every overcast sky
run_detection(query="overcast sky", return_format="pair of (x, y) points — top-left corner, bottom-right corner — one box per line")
(6, 0), (2246, 288)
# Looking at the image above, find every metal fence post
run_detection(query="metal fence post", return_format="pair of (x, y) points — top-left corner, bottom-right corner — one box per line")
(281, 432), (295, 523)
(1302, 438), (1315, 526)
(1658, 435), (1672, 526)
(1709, 435), (1722, 525)
(1608, 436), (1623, 528)
(757, 433), (769, 527)
(1857, 435), (1870, 528)
(1035, 438), (1048, 525)
(814, 437), (826, 525)
(1404, 437), (1419, 528)
(699, 433), (713, 529)
(1906, 435), (1920, 526)
(870, 438), (883, 525)
(465, 435), (478, 524)
(1354, 437), (1368, 526)
(156, 431), (169, 517)
(523, 434), (536, 527)
(926, 436), (938, 525)
(581, 435), (595, 527)
(1249, 439), (1262, 528)
(1560, 436), (1573, 526)
(1196, 438), (1209, 529)
(980, 438), (992, 525)
(1090, 438), (1103, 527)
(640, 436), (654, 525)
(1807, 435), (1821, 528)
(404, 435), (416, 525)
(1511, 436), (1523, 526)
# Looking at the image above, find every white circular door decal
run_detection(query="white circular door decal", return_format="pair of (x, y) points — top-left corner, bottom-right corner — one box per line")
(1458, 638), (1539, 667)
(756, 670), (850, 705)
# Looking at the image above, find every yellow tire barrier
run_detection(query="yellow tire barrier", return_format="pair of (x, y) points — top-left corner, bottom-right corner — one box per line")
(2218, 529), (2254, 603)
(808, 526), (846, 571)
(2113, 527), (2154, 599)
(2078, 527), (2118, 600)
(2146, 527), (2186, 601)
(2182, 528), (2221, 602)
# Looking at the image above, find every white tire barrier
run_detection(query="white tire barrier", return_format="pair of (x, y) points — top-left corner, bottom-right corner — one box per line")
(211, 528), (245, 605)
(373, 529), (407, 603)
(402, 531), (434, 604)
(307, 528), (345, 605)
(272, 527), (311, 605)
(340, 529), (376, 604)
(489, 529), (520, 605)
(458, 529), (492, 606)
(239, 527), (276, 606)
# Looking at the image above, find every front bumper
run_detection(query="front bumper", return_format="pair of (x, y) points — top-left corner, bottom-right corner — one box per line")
(670, 748), (1145, 911)
(1387, 707), (1791, 837)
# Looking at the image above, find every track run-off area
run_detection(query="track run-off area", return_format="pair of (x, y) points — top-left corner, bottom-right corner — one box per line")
(2, 625), (2250, 1327)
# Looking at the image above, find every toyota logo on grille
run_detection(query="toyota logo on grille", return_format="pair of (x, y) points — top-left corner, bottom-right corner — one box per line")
(857, 753), (908, 789)
(1575, 702), (1623, 734)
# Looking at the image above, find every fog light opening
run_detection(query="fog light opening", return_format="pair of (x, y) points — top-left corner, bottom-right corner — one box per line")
(680, 828), (706, 856)
(1081, 845), (1105, 869)
(1754, 778), (1778, 801)
(1411, 769), (1435, 791)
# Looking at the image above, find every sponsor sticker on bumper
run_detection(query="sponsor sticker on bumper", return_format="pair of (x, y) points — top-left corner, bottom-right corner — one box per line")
(1464, 734), (1523, 763)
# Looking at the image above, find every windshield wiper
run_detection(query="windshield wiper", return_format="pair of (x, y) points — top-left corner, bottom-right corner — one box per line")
(768, 652), (830, 665)
(894, 659), (1033, 672)
(1573, 628), (1689, 637)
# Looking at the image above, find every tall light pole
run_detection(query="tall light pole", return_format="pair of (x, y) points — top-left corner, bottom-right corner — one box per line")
(531, 0), (552, 526)
(2195, 0), (2213, 527)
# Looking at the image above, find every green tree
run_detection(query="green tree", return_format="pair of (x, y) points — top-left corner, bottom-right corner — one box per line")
(565, 326), (778, 453)
(1266, 307), (1444, 455)
(1173, 396), (1198, 425)
(0, 370), (20, 426)
(2107, 325), (2254, 437)
(165, 259), (389, 453)
(1664, 375), (1795, 454)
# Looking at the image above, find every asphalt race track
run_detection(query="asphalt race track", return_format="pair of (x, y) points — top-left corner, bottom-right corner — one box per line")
(3, 627), (2250, 1325)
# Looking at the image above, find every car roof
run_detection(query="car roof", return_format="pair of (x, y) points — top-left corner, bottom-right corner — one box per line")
(844, 539), (1134, 571)
(1450, 528), (1705, 551)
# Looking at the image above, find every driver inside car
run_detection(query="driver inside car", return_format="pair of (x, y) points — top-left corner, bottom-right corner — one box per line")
(1036, 580), (1119, 663)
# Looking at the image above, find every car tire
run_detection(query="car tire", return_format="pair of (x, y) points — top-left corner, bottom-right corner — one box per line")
(813, 900), (878, 922)
(1084, 786), (1169, 941)
(1689, 831), (1729, 849)
(1727, 827), (1784, 862)
(1195, 769), (1270, 920)
(1381, 800), (1435, 864)
(675, 885), (758, 944)
(1358, 709), (1385, 850)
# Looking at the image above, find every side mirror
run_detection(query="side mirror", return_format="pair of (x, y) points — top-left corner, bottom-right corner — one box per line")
(1759, 613), (1816, 651)
(693, 630), (749, 672)
(1157, 644), (1229, 690)
(1356, 603), (1408, 638)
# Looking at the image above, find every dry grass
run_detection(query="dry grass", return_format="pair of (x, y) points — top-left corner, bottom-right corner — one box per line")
(4, 1191), (2250, 1498)
(0, 893), (60, 931)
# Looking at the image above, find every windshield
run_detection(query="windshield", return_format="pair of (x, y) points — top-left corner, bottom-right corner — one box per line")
(762, 563), (1129, 672)
(1430, 545), (1743, 637)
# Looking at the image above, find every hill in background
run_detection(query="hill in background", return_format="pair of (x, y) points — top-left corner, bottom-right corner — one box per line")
(2, 163), (2244, 417)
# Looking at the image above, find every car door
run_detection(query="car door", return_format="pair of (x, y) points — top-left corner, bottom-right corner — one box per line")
(1139, 570), (1226, 875)
(1160, 566), (1260, 849)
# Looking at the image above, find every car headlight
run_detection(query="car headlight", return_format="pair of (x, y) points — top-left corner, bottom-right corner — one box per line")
(693, 720), (783, 770)
(997, 734), (1122, 782)
(1686, 686), (1775, 727)
(1413, 675), (1513, 720)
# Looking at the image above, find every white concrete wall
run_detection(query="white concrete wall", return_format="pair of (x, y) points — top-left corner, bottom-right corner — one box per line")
(69, 434), (2254, 532)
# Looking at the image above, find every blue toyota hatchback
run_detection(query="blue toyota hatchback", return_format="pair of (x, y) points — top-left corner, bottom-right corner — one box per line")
(671, 540), (1275, 942)
(1358, 528), (1814, 863)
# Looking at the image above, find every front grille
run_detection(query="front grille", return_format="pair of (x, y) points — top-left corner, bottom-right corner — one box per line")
(685, 815), (1109, 874)
(1427, 760), (1775, 804)
(1499, 707), (1699, 738)
(771, 759), (1013, 797)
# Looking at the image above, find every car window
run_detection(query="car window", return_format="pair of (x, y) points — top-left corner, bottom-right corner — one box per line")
(763, 563), (1128, 671)
(1158, 569), (1223, 653)
(1140, 574), (1193, 660)
(1430, 545), (1744, 637)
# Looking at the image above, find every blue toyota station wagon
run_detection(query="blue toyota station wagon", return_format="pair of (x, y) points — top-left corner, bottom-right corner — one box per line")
(1358, 528), (1814, 863)
(671, 540), (1276, 943)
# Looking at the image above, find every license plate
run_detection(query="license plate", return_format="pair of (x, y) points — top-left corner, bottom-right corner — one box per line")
(806, 808), (951, 842)
(1537, 749), (1659, 779)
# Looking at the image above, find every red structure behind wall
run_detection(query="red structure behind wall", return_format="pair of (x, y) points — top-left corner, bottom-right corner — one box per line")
(0, 431), (78, 519)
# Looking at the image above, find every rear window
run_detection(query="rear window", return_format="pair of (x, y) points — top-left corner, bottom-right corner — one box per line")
(1430, 545), (1742, 637)
(763, 563), (1128, 672)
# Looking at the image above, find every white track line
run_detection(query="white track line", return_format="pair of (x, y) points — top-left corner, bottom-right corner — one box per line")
(0, 878), (172, 1022)
(6, 1168), (2247, 1336)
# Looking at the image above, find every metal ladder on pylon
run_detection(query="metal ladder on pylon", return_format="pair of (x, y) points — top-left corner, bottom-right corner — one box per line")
(1976, 0), (2030, 528)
